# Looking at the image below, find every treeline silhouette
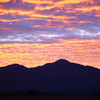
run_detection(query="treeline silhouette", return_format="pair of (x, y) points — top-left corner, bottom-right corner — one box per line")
(0, 89), (100, 97)
(0, 89), (39, 97)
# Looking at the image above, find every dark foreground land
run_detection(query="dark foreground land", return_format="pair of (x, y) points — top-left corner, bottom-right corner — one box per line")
(0, 96), (100, 100)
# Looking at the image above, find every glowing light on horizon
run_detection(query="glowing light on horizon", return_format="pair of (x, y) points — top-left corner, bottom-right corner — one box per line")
(0, 39), (100, 69)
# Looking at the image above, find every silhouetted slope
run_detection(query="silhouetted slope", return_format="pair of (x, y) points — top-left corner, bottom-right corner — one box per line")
(0, 59), (100, 94)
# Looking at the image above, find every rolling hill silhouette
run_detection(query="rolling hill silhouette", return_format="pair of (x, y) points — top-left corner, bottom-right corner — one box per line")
(0, 59), (100, 94)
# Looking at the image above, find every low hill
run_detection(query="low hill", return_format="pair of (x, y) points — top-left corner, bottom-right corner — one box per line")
(0, 59), (100, 94)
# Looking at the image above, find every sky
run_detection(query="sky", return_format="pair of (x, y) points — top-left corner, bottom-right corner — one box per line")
(0, 0), (100, 68)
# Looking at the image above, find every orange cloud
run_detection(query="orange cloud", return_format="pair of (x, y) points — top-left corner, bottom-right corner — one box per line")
(23, 0), (94, 5)
(75, 6), (100, 12)
(23, 0), (53, 4)
(0, 27), (12, 30)
(0, 19), (21, 22)
(54, 0), (94, 8)
(0, 9), (34, 16)
(78, 21), (93, 24)
(55, 0), (86, 5)
(0, 0), (10, 3)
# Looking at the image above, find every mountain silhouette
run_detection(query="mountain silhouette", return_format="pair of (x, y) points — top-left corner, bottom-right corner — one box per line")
(0, 59), (100, 94)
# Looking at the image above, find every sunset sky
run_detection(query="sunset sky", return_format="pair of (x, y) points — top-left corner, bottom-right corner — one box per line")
(0, 0), (100, 68)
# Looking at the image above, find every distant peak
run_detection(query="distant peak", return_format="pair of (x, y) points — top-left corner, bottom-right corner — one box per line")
(5, 64), (27, 69)
(55, 59), (70, 63)
(11, 64), (22, 66)
(56, 59), (69, 62)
